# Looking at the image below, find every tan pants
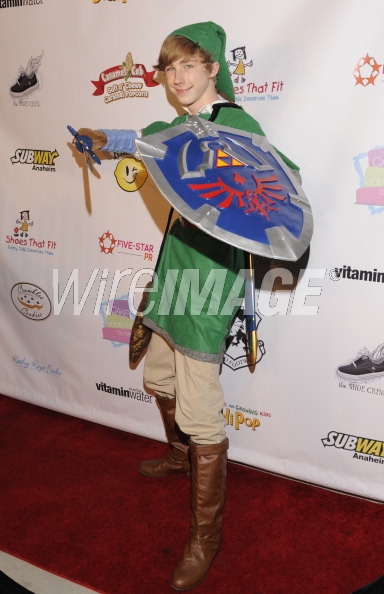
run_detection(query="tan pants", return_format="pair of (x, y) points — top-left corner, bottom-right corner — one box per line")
(143, 332), (226, 444)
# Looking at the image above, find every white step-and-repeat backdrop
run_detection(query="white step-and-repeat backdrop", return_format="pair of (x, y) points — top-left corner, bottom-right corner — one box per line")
(1, 0), (384, 501)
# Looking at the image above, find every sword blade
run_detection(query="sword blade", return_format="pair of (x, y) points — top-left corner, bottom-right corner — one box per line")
(245, 252), (257, 366)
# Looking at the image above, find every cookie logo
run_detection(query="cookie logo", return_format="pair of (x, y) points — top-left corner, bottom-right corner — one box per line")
(11, 282), (51, 321)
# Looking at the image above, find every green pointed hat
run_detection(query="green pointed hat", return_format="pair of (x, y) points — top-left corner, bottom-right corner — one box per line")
(168, 21), (235, 101)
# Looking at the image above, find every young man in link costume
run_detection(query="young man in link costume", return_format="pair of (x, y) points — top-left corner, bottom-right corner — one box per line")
(78, 22), (299, 590)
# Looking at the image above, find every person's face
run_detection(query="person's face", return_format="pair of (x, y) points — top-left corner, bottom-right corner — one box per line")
(164, 56), (219, 115)
(234, 48), (245, 59)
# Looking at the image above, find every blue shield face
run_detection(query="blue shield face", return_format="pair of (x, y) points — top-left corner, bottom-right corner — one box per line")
(136, 116), (312, 261)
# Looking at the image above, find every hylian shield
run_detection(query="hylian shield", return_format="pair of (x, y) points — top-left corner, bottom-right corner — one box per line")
(135, 115), (313, 261)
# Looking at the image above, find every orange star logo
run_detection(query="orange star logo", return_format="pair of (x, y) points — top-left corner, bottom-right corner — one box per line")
(353, 53), (382, 86)
(99, 231), (116, 254)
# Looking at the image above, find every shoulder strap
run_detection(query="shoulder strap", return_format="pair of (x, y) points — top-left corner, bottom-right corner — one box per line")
(209, 102), (243, 122)
(156, 104), (241, 268)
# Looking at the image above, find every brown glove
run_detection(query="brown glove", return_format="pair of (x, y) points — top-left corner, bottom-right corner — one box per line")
(75, 128), (107, 151)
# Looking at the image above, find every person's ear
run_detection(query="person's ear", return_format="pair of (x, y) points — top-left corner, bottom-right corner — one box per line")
(211, 61), (220, 78)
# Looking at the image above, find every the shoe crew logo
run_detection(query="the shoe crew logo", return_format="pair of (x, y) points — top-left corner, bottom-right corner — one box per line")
(0, 0), (42, 8)
(336, 342), (384, 386)
(11, 282), (51, 321)
(228, 43), (284, 105)
(11, 148), (59, 172)
(95, 381), (153, 404)
(12, 354), (61, 378)
(353, 54), (382, 86)
(98, 230), (154, 261)
(224, 307), (265, 371)
(91, 51), (158, 103)
(6, 210), (57, 256)
(322, 431), (384, 466)
(10, 50), (43, 106)
(353, 146), (384, 214)
(329, 265), (384, 284)
(223, 404), (270, 432)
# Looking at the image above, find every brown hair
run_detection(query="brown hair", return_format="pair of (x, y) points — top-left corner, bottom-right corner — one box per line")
(154, 35), (214, 72)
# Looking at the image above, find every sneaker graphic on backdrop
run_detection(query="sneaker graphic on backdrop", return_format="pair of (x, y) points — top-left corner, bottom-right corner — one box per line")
(337, 342), (384, 381)
(10, 50), (43, 99)
(11, 72), (39, 97)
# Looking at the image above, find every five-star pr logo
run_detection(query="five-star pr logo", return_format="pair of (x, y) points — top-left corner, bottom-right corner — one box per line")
(99, 231), (116, 254)
(353, 53), (382, 86)
(98, 231), (155, 260)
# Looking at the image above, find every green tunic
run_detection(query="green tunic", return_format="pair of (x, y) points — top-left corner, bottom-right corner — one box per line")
(142, 104), (298, 363)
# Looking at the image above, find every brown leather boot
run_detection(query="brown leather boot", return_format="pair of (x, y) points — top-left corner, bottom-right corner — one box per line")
(137, 397), (190, 477)
(171, 438), (229, 591)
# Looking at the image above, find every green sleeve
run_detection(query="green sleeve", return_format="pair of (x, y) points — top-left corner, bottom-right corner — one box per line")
(142, 114), (187, 137)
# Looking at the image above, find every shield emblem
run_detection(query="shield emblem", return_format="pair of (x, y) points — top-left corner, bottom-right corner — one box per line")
(135, 116), (312, 261)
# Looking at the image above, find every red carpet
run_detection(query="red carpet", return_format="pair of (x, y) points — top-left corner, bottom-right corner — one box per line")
(0, 393), (383, 594)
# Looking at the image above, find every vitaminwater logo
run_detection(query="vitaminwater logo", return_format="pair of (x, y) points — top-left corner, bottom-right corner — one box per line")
(11, 148), (58, 171)
(0, 0), (43, 8)
(92, 51), (158, 103)
(322, 431), (384, 466)
(353, 54), (382, 86)
(95, 382), (153, 405)
(329, 264), (384, 283)
(228, 42), (285, 104)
